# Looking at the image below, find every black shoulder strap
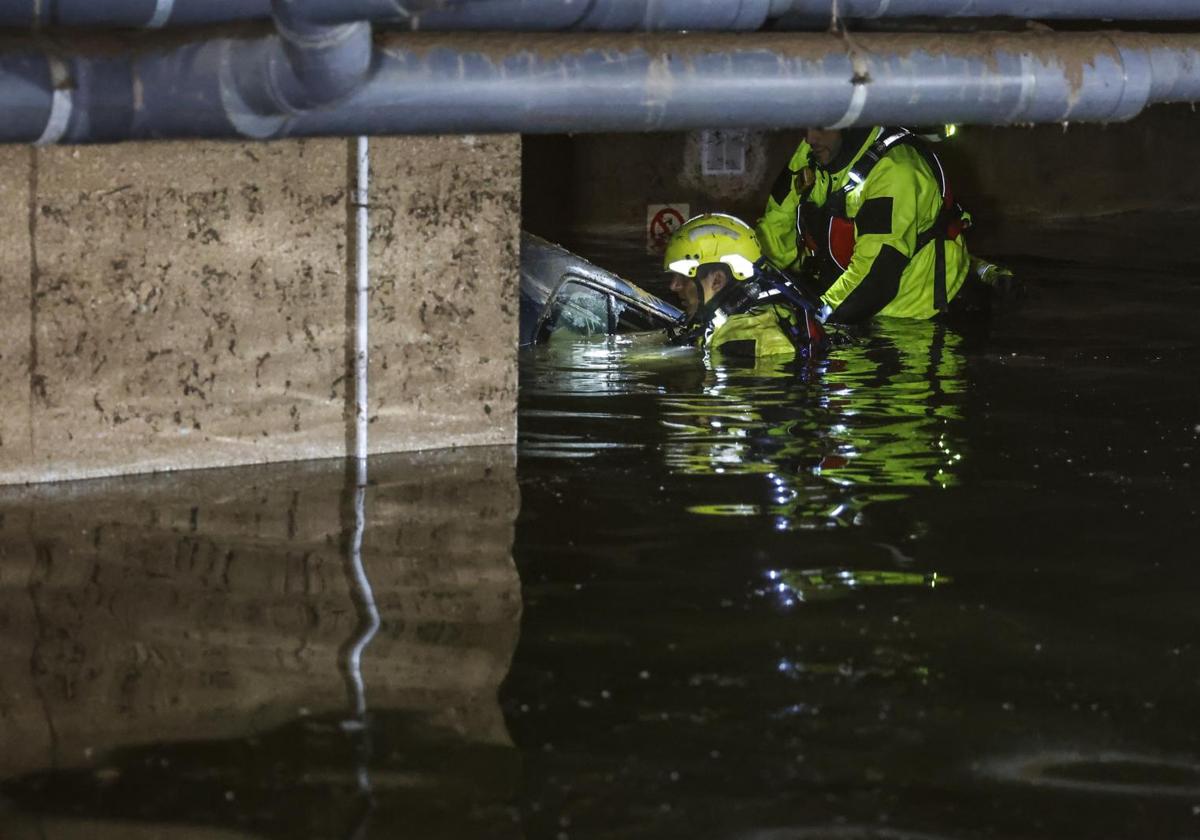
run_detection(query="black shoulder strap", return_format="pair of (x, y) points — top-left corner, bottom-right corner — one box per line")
(826, 128), (912, 216)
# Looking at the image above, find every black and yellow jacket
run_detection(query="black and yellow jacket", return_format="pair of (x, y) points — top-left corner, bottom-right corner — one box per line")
(678, 281), (827, 361)
(708, 303), (807, 359)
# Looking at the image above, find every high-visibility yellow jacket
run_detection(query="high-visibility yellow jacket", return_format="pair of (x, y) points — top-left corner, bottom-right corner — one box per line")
(757, 128), (971, 323)
(757, 142), (813, 272)
(707, 304), (804, 359)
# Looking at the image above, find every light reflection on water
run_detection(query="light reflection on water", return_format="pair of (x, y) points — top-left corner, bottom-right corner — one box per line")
(1, 254), (1197, 838)
(512, 255), (1200, 839)
(523, 319), (969, 531)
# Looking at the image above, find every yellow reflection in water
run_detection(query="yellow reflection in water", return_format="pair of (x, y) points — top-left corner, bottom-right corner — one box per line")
(663, 320), (970, 528)
(765, 567), (951, 604)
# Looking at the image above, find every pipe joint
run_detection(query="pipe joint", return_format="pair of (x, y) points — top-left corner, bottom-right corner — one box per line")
(278, 21), (374, 109)
(262, 0), (375, 110)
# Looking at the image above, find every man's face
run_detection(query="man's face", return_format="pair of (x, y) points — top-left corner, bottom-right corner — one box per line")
(805, 128), (843, 166)
(669, 268), (726, 317)
(668, 272), (701, 317)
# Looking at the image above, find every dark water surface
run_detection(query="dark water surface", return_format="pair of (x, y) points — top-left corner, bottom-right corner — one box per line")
(510, 256), (1200, 839)
(2, 257), (1198, 839)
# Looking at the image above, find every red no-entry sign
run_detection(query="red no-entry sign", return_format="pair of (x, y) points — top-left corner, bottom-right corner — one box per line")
(646, 204), (690, 254)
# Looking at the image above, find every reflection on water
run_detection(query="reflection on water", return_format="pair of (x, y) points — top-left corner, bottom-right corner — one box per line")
(761, 568), (949, 606)
(512, 255), (1200, 839)
(982, 750), (1200, 798)
(525, 319), (969, 531)
(0, 448), (521, 840)
(3, 255), (1198, 838)
(670, 329), (966, 532)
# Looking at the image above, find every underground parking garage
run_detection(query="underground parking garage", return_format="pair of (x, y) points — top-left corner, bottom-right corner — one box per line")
(2, 3), (1200, 838)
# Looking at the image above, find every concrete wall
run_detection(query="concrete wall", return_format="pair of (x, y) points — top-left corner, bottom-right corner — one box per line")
(0, 446), (520, 837)
(0, 135), (520, 486)
(938, 106), (1200, 266)
(523, 105), (1200, 270)
(524, 130), (790, 244)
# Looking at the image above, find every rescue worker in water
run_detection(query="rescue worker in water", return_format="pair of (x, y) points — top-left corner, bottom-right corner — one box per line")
(757, 126), (982, 323)
(664, 213), (828, 360)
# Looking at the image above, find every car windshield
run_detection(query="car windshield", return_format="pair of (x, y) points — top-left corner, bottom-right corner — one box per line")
(520, 233), (683, 345)
(541, 279), (680, 339)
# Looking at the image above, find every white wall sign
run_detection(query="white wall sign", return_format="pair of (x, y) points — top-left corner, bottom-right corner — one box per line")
(701, 129), (748, 176)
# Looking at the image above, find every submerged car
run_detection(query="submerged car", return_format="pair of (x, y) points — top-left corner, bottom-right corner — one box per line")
(520, 232), (684, 347)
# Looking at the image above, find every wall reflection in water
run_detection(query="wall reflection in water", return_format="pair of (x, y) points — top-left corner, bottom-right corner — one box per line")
(0, 447), (521, 840)
(661, 321), (970, 531)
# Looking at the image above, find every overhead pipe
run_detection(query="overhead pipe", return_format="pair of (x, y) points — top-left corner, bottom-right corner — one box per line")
(774, 0), (1200, 23)
(6, 0), (1200, 30)
(0, 0), (422, 28)
(290, 32), (1200, 134)
(408, 0), (775, 31)
(255, 0), (372, 109)
(0, 0), (376, 143)
(0, 0), (271, 28)
(6, 32), (1200, 144)
(124, 0), (373, 141)
(0, 0), (780, 30)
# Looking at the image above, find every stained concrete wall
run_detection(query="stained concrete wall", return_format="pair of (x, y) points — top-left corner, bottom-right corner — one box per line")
(0, 136), (520, 486)
(0, 446), (520, 838)
(524, 105), (1200, 270)
(524, 131), (788, 244)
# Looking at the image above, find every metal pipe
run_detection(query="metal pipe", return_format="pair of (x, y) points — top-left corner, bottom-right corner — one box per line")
(293, 32), (1200, 134)
(158, 0), (376, 140)
(408, 0), (774, 31)
(8, 0), (1200, 30)
(355, 136), (370, 462)
(3, 0), (272, 28)
(7, 32), (1200, 143)
(263, 0), (374, 109)
(3, 0), (370, 143)
(0, 0), (775, 29)
(776, 0), (1200, 23)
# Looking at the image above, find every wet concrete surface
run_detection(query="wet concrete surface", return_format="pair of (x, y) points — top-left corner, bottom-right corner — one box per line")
(1, 251), (1198, 839)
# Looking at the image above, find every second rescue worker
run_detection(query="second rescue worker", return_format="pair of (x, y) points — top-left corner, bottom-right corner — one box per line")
(757, 126), (973, 323)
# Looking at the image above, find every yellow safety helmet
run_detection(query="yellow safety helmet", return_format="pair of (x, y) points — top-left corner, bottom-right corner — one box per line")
(663, 213), (762, 282)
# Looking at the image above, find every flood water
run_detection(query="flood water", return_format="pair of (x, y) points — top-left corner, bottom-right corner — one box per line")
(2, 252), (1199, 839)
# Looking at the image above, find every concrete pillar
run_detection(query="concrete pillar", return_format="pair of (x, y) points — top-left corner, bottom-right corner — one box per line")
(0, 136), (520, 485)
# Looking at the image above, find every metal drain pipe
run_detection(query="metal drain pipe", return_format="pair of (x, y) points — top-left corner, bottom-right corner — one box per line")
(6, 31), (1200, 143)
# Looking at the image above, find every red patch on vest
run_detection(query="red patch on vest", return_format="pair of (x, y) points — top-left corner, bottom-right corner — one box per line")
(827, 192), (963, 270)
(828, 217), (856, 271)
